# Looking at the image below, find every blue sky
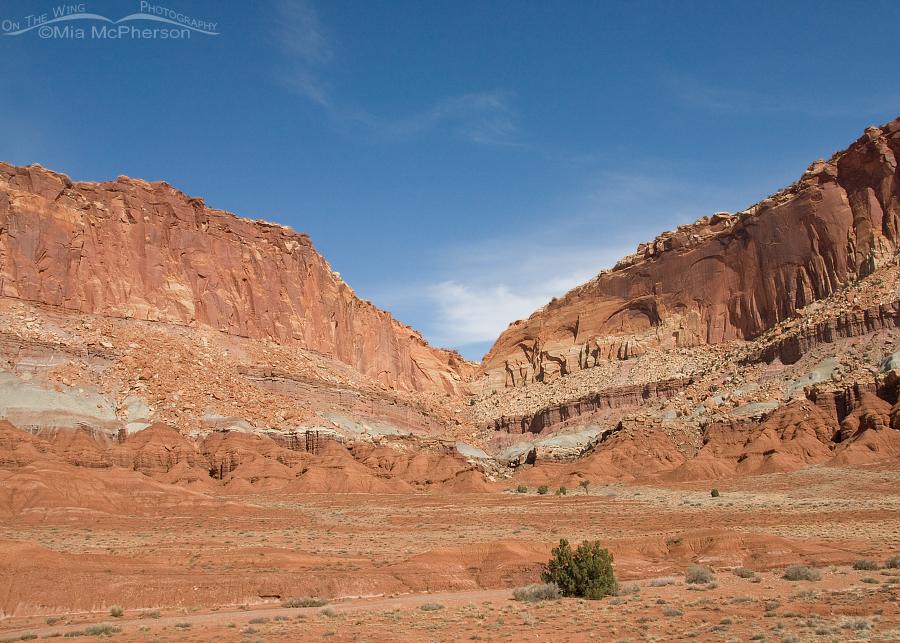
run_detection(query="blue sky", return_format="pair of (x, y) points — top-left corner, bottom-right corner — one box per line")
(2, 0), (899, 361)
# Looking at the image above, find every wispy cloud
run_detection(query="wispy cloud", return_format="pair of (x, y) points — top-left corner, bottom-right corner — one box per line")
(370, 90), (520, 145)
(272, 0), (520, 145)
(669, 75), (900, 118)
(274, 0), (333, 106)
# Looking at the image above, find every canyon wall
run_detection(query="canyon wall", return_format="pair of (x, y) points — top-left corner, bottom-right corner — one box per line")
(480, 118), (900, 389)
(0, 163), (473, 393)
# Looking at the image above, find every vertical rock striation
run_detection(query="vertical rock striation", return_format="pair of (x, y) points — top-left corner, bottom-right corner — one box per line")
(0, 163), (473, 393)
(480, 118), (900, 389)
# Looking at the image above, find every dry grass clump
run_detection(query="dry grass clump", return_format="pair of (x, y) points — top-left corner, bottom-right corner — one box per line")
(842, 617), (871, 631)
(282, 597), (329, 608)
(419, 602), (444, 611)
(649, 576), (680, 587)
(853, 559), (880, 570)
(83, 623), (120, 636)
(513, 582), (561, 602)
(685, 565), (713, 584)
(733, 567), (755, 578)
(783, 564), (821, 581)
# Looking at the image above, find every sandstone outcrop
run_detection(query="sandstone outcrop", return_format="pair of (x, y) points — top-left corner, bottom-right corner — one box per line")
(480, 118), (900, 388)
(0, 163), (473, 393)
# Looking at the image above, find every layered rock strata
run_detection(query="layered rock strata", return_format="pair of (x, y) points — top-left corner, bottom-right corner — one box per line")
(0, 163), (473, 393)
(482, 377), (691, 435)
(481, 118), (900, 388)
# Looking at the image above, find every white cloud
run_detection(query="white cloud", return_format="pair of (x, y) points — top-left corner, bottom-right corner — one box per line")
(416, 243), (629, 348)
(427, 277), (575, 346)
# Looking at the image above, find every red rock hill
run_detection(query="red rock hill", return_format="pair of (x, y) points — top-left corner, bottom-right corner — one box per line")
(480, 118), (900, 389)
(0, 164), (473, 393)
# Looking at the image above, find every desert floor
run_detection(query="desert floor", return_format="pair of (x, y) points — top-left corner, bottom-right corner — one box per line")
(3, 463), (900, 642)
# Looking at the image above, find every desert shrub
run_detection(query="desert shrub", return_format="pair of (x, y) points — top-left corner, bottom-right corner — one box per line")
(139, 610), (161, 619)
(861, 577), (880, 584)
(616, 583), (639, 596)
(853, 559), (880, 570)
(282, 597), (329, 608)
(663, 607), (684, 617)
(733, 567), (755, 578)
(842, 617), (871, 631)
(84, 623), (119, 636)
(18, 634), (36, 641)
(711, 489), (720, 497)
(108, 605), (124, 618)
(419, 602), (444, 611)
(516, 484), (528, 494)
(685, 565), (713, 584)
(512, 582), (561, 603)
(579, 480), (590, 493)
(541, 538), (618, 599)
(62, 632), (84, 638)
(556, 485), (567, 495)
(240, 626), (259, 634)
(537, 485), (549, 495)
(320, 606), (337, 617)
(248, 617), (269, 624)
(649, 577), (679, 587)
(783, 564), (821, 581)
(885, 555), (900, 569)
(174, 622), (192, 629)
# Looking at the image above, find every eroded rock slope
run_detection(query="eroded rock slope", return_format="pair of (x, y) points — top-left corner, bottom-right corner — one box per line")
(0, 164), (473, 393)
(480, 119), (900, 389)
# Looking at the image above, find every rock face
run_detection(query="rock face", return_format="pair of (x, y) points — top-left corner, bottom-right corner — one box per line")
(483, 377), (691, 435)
(0, 163), (473, 393)
(480, 118), (900, 389)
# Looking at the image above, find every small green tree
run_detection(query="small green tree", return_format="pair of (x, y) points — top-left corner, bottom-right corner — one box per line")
(516, 484), (528, 494)
(710, 489), (720, 498)
(556, 485), (567, 496)
(541, 538), (618, 600)
(579, 480), (590, 495)
(537, 485), (549, 495)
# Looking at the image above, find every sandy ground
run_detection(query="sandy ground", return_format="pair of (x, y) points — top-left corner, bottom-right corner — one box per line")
(2, 463), (900, 642)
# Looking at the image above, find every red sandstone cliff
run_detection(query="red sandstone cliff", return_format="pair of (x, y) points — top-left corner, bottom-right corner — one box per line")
(0, 163), (474, 393)
(480, 118), (900, 389)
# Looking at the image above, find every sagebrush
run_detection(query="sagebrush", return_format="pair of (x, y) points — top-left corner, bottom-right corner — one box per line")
(512, 582), (561, 603)
(784, 564), (821, 581)
(685, 565), (713, 584)
(282, 597), (329, 608)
